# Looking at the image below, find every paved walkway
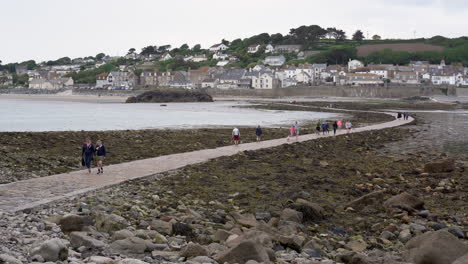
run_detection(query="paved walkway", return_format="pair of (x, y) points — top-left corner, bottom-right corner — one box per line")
(0, 113), (413, 213)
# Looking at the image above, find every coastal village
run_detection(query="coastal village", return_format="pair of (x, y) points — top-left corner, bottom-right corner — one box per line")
(1, 43), (468, 90)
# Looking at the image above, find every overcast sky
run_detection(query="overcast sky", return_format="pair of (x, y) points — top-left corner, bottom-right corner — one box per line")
(0, 0), (467, 63)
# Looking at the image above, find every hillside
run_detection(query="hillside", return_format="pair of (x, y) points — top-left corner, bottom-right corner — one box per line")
(356, 43), (444, 57)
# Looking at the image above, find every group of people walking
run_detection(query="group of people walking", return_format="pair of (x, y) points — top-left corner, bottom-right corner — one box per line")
(81, 137), (106, 174)
(232, 119), (353, 145)
(397, 112), (410, 120)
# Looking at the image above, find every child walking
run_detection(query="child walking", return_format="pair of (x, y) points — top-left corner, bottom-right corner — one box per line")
(95, 140), (106, 174)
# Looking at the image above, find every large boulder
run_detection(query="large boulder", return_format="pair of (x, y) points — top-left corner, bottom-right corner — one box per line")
(112, 229), (135, 241)
(84, 256), (114, 264)
(126, 89), (213, 103)
(150, 219), (173, 235)
(0, 254), (22, 264)
(30, 238), (69, 262)
(59, 214), (93, 232)
(289, 199), (325, 222)
(114, 259), (149, 264)
(279, 208), (303, 223)
(383, 192), (424, 211)
(109, 237), (156, 254)
(216, 240), (270, 264)
(404, 230), (468, 264)
(347, 190), (385, 211)
(230, 212), (258, 228)
(424, 159), (455, 173)
(95, 213), (128, 234)
(180, 242), (208, 258)
(452, 253), (468, 264)
(70, 231), (106, 249)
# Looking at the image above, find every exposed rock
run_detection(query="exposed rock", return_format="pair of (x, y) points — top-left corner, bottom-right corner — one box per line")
(109, 237), (156, 254)
(69, 231), (105, 249)
(216, 240), (270, 264)
(231, 212), (258, 228)
(448, 226), (465, 239)
(404, 230), (468, 264)
(280, 208), (303, 223)
(150, 219), (173, 235)
(452, 253), (468, 264)
(0, 254), (22, 264)
(289, 199), (325, 222)
(180, 242), (208, 258)
(126, 89), (213, 103)
(173, 222), (196, 239)
(30, 238), (69, 262)
(347, 190), (385, 211)
(383, 192), (424, 211)
(112, 229), (135, 241)
(424, 159), (455, 173)
(84, 256), (114, 264)
(213, 229), (233, 242)
(191, 256), (218, 264)
(114, 259), (149, 264)
(58, 214), (92, 232)
(399, 229), (412, 243)
(346, 240), (368, 252)
(94, 213), (128, 234)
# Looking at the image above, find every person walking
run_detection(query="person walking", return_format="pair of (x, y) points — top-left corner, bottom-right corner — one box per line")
(294, 121), (301, 141)
(337, 119), (343, 129)
(82, 137), (95, 174)
(321, 121), (327, 135)
(287, 125), (295, 142)
(333, 121), (338, 135)
(315, 121), (321, 135)
(255, 125), (263, 142)
(232, 127), (240, 145)
(95, 140), (106, 174)
(325, 121), (330, 134)
(397, 112), (402, 119)
(345, 121), (352, 134)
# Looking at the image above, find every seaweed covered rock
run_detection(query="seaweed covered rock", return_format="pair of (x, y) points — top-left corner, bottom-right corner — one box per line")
(126, 89), (213, 103)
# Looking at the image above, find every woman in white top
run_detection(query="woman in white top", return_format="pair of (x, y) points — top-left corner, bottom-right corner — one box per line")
(345, 121), (352, 134)
(232, 127), (240, 145)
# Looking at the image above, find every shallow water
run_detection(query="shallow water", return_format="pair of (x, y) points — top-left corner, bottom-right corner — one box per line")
(385, 110), (468, 156)
(0, 99), (341, 132)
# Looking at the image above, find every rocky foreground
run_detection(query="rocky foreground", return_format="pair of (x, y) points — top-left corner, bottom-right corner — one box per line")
(0, 125), (466, 264)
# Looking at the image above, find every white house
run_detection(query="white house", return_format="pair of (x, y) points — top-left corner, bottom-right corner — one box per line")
(370, 69), (389, 79)
(29, 77), (74, 90)
(431, 74), (457, 85)
(248, 45), (261, 53)
(160, 53), (173, 61)
(216, 61), (230, 67)
(252, 72), (279, 89)
(346, 73), (382, 85)
(394, 72), (419, 84)
(296, 71), (312, 84)
(213, 53), (229, 60)
(264, 56), (286, 66)
(457, 74), (468, 86)
(209, 44), (229, 52)
(191, 54), (207, 62)
(265, 44), (274, 53)
(348, 59), (364, 71)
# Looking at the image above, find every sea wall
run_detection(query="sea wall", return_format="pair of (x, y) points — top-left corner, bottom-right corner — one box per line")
(207, 86), (458, 98)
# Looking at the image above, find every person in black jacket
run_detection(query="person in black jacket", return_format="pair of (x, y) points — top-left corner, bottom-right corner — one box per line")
(82, 137), (95, 174)
(95, 140), (106, 174)
(255, 125), (263, 142)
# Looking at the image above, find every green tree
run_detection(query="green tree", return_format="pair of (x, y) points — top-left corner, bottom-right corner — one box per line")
(192, 44), (202, 52)
(127, 48), (136, 55)
(288, 25), (327, 44)
(372, 35), (381, 40)
(141, 46), (158, 56)
(180, 44), (189, 50)
(96, 53), (106, 61)
(352, 30), (365, 41)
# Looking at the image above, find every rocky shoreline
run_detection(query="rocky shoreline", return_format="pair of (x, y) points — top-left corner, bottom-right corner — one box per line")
(0, 125), (466, 263)
(0, 101), (466, 264)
